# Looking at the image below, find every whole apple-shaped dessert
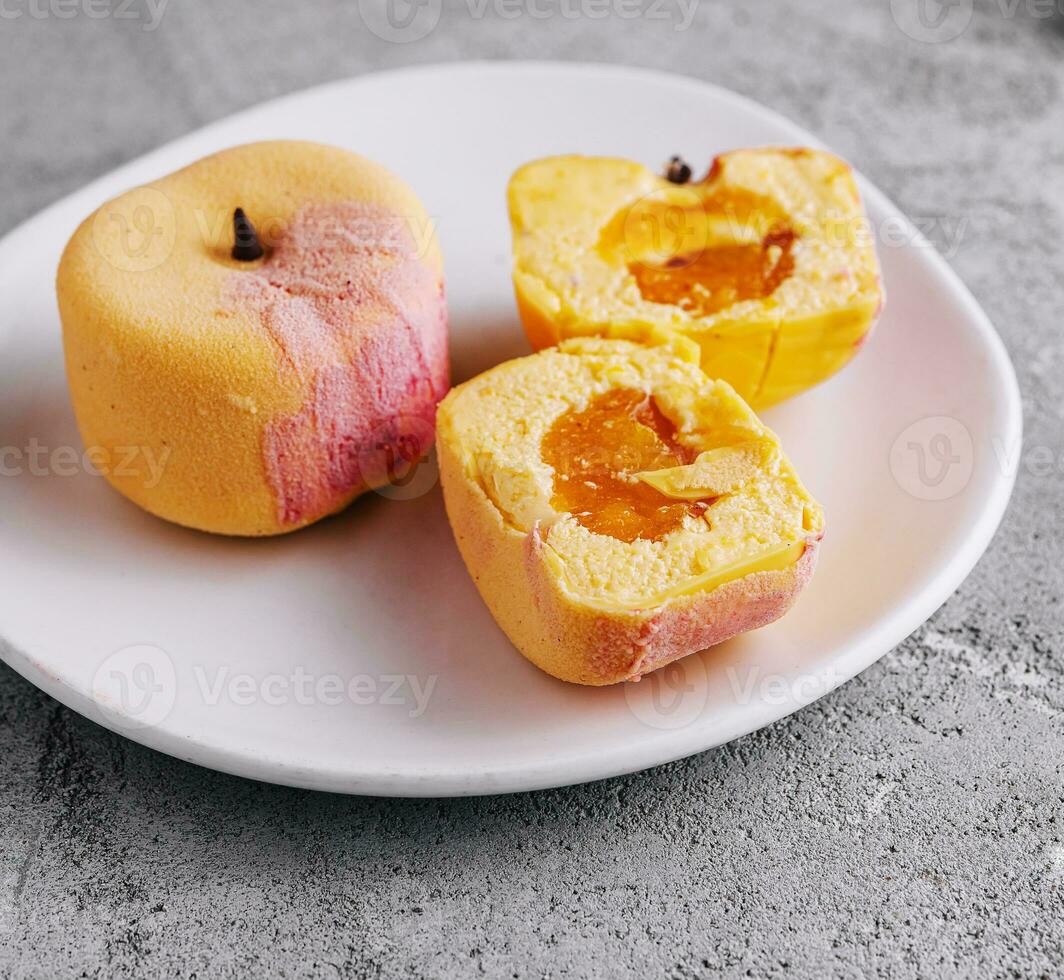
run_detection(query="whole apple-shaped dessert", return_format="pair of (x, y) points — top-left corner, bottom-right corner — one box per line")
(57, 141), (448, 535)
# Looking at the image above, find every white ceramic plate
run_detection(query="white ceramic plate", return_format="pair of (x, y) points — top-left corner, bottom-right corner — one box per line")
(0, 63), (1021, 796)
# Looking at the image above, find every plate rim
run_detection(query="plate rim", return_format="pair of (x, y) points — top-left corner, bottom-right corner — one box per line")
(0, 60), (1023, 796)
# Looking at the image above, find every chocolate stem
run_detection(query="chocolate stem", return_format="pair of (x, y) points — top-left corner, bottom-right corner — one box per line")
(665, 156), (693, 185)
(232, 208), (264, 261)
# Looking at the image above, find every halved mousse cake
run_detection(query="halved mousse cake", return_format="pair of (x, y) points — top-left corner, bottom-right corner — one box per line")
(57, 141), (448, 536)
(508, 148), (883, 408)
(436, 334), (824, 685)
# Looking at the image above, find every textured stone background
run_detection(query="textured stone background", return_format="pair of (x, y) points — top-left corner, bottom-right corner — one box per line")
(1, 1), (1062, 977)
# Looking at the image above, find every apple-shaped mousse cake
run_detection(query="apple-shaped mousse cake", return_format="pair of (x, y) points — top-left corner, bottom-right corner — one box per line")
(57, 141), (448, 535)
(436, 333), (824, 686)
(508, 148), (883, 408)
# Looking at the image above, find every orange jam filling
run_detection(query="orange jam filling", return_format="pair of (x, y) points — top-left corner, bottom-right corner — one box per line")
(542, 388), (706, 543)
(619, 185), (797, 318)
(631, 226), (796, 318)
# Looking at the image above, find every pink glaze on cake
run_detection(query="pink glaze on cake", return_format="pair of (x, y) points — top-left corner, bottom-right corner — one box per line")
(227, 202), (448, 525)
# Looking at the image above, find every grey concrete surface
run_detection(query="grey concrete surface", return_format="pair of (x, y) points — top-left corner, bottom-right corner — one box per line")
(1, 1), (1062, 977)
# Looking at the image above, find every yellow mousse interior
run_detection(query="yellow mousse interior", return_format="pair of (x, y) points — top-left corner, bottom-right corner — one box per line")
(508, 149), (883, 408)
(439, 336), (823, 610)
